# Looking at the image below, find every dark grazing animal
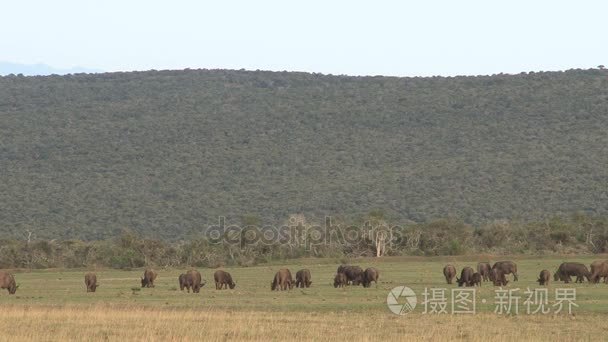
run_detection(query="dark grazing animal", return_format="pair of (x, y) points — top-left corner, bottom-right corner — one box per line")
(178, 270), (207, 293)
(141, 269), (158, 288)
(554, 262), (590, 283)
(361, 267), (379, 288)
(295, 269), (312, 288)
(342, 266), (364, 285)
(443, 264), (456, 284)
(84, 272), (99, 292)
(492, 261), (518, 281)
(490, 268), (508, 286)
(0, 271), (17, 295)
(185, 270), (205, 293)
(471, 272), (482, 287)
(589, 260), (608, 284)
(477, 262), (492, 282)
(456, 267), (474, 287)
(271, 268), (294, 291)
(334, 273), (347, 288)
(214, 270), (236, 290)
(537, 269), (550, 286)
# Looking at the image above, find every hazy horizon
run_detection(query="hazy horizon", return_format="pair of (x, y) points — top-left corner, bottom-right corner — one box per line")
(1, 60), (605, 78)
(3, 0), (607, 77)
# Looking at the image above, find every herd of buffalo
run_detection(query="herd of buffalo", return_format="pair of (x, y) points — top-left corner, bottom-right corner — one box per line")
(443, 260), (608, 287)
(0, 264), (379, 294)
(1, 260), (608, 295)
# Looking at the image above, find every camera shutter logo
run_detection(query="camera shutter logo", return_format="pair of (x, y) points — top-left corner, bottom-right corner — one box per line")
(387, 286), (417, 315)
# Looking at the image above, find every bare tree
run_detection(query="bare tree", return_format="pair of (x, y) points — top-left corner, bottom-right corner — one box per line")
(375, 229), (387, 257)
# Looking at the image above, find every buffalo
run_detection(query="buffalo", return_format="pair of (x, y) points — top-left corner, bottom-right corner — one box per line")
(443, 264), (456, 284)
(182, 270), (205, 293)
(490, 268), (508, 286)
(190, 269), (206, 293)
(141, 269), (157, 288)
(85, 272), (99, 292)
(477, 262), (491, 282)
(456, 267), (474, 287)
(295, 269), (312, 288)
(537, 269), (550, 286)
(554, 262), (590, 283)
(271, 268), (294, 291)
(214, 270), (236, 290)
(471, 272), (482, 287)
(361, 267), (379, 288)
(0, 271), (17, 295)
(334, 273), (347, 288)
(341, 266), (364, 285)
(589, 260), (608, 284)
(492, 261), (518, 281)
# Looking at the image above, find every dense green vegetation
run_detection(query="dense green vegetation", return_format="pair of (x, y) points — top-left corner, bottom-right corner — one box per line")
(0, 68), (607, 241)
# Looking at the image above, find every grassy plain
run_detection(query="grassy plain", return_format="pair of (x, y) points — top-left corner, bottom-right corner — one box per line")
(1, 255), (607, 341)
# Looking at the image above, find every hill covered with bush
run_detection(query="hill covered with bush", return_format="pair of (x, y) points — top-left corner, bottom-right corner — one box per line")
(0, 68), (606, 240)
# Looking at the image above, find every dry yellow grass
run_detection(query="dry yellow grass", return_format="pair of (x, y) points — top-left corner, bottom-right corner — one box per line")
(0, 304), (603, 341)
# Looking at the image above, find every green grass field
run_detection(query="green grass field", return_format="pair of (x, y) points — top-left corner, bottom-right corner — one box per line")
(1, 255), (608, 341)
(2, 255), (608, 314)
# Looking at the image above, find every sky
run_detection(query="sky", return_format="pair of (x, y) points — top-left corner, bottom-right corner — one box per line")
(2, 0), (607, 76)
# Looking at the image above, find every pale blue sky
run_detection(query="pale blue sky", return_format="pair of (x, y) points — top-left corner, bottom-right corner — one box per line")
(2, 0), (607, 76)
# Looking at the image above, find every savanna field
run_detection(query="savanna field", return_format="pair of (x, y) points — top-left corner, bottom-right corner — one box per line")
(3, 2), (608, 341)
(1, 69), (607, 341)
(2, 256), (608, 341)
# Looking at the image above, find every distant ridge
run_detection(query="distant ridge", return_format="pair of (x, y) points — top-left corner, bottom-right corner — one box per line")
(0, 68), (606, 240)
(0, 61), (102, 76)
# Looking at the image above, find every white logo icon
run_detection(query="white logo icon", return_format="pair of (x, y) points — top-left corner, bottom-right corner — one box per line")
(387, 286), (417, 315)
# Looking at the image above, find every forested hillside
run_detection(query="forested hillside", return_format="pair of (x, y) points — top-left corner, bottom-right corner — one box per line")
(0, 68), (607, 240)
